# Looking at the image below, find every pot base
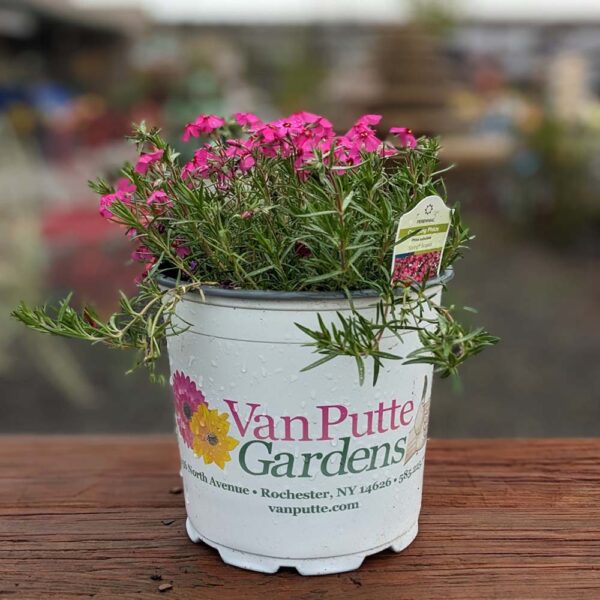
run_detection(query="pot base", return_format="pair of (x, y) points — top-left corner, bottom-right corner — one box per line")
(185, 518), (419, 576)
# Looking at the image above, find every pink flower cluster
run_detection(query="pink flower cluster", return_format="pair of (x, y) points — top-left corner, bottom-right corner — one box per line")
(99, 153), (175, 278)
(181, 112), (417, 183)
(101, 113), (417, 220)
(100, 147), (168, 221)
(183, 115), (226, 142)
(99, 178), (136, 218)
(392, 251), (441, 284)
(98, 112), (418, 284)
(134, 148), (164, 175)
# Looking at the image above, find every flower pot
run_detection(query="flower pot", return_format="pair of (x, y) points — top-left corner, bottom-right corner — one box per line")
(160, 270), (452, 576)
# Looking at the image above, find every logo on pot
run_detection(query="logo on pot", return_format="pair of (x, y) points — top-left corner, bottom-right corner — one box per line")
(172, 371), (239, 469)
(172, 371), (430, 477)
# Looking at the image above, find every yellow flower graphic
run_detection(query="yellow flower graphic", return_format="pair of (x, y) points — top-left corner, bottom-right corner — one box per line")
(190, 404), (239, 469)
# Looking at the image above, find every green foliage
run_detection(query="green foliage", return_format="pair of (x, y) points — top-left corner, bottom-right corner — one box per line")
(13, 122), (497, 385)
(12, 278), (202, 383)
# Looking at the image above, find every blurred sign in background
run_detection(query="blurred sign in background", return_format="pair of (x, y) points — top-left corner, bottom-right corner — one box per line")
(1, 0), (599, 435)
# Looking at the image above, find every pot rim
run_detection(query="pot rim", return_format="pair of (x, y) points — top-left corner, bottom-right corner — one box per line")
(157, 267), (453, 302)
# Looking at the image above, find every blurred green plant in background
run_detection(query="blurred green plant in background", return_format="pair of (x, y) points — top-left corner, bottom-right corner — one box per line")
(511, 117), (600, 246)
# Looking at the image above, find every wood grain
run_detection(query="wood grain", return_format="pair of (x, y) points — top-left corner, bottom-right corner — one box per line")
(1, 437), (599, 599)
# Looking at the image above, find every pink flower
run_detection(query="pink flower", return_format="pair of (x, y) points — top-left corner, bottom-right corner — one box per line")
(356, 114), (382, 127)
(292, 114), (334, 156)
(390, 127), (417, 149)
(240, 210), (254, 220)
(134, 258), (157, 285)
(239, 154), (255, 172)
(131, 244), (154, 262)
(181, 145), (222, 181)
(99, 178), (136, 218)
(346, 123), (382, 153)
(339, 114), (384, 154)
(234, 112), (262, 130)
(292, 144), (314, 171)
(194, 146), (221, 176)
(225, 139), (256, 173)
(116, 178), (136, 194)
(181, 161), (196, 180)
(271, 116), (304, 138)
(333, 135), (361, 165)
(173, 239), (191, 258)
(293, 112), (333, 136)
(317, 136), (334, 154)
(378, 143), (398, 158)
(134, 149), (164, 174)
(99, 194), (117, 218)
(293, 111), (329, 125)
(182, 114), (225, 141)
(252, 123), (277, 145)
(171, 371), (208, 448)
(146, 189), (172, 207)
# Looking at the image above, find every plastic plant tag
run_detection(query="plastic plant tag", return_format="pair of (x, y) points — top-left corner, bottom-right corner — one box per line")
(391, 195), (452, 285)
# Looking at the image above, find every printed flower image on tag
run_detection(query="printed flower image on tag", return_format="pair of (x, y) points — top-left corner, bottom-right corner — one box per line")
(391, 195), (452, 285)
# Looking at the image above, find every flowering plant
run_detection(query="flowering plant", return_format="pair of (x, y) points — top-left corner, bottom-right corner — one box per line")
(13, 112), (497, 384)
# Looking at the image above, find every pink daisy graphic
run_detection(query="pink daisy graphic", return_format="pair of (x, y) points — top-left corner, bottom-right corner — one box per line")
(171, 371), (208, 448)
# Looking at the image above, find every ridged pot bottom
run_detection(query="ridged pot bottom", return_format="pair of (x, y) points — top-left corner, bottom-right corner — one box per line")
(185, 517), (419, 576)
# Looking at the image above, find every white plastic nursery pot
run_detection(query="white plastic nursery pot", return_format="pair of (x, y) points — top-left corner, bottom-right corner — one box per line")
(160, 270), (452, 576)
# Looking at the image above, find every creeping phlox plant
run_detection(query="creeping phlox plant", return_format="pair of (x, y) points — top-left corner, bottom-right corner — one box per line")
(13, 112), (497, 384)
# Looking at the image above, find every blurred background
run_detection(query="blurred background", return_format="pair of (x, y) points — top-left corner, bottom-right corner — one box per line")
(1, 0), (599, 436)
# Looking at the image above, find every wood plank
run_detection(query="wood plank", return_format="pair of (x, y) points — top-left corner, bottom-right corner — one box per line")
(0, 437), (599, 599)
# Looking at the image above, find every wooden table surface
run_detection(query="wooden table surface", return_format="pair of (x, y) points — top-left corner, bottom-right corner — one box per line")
(1, 437), (599, 599)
